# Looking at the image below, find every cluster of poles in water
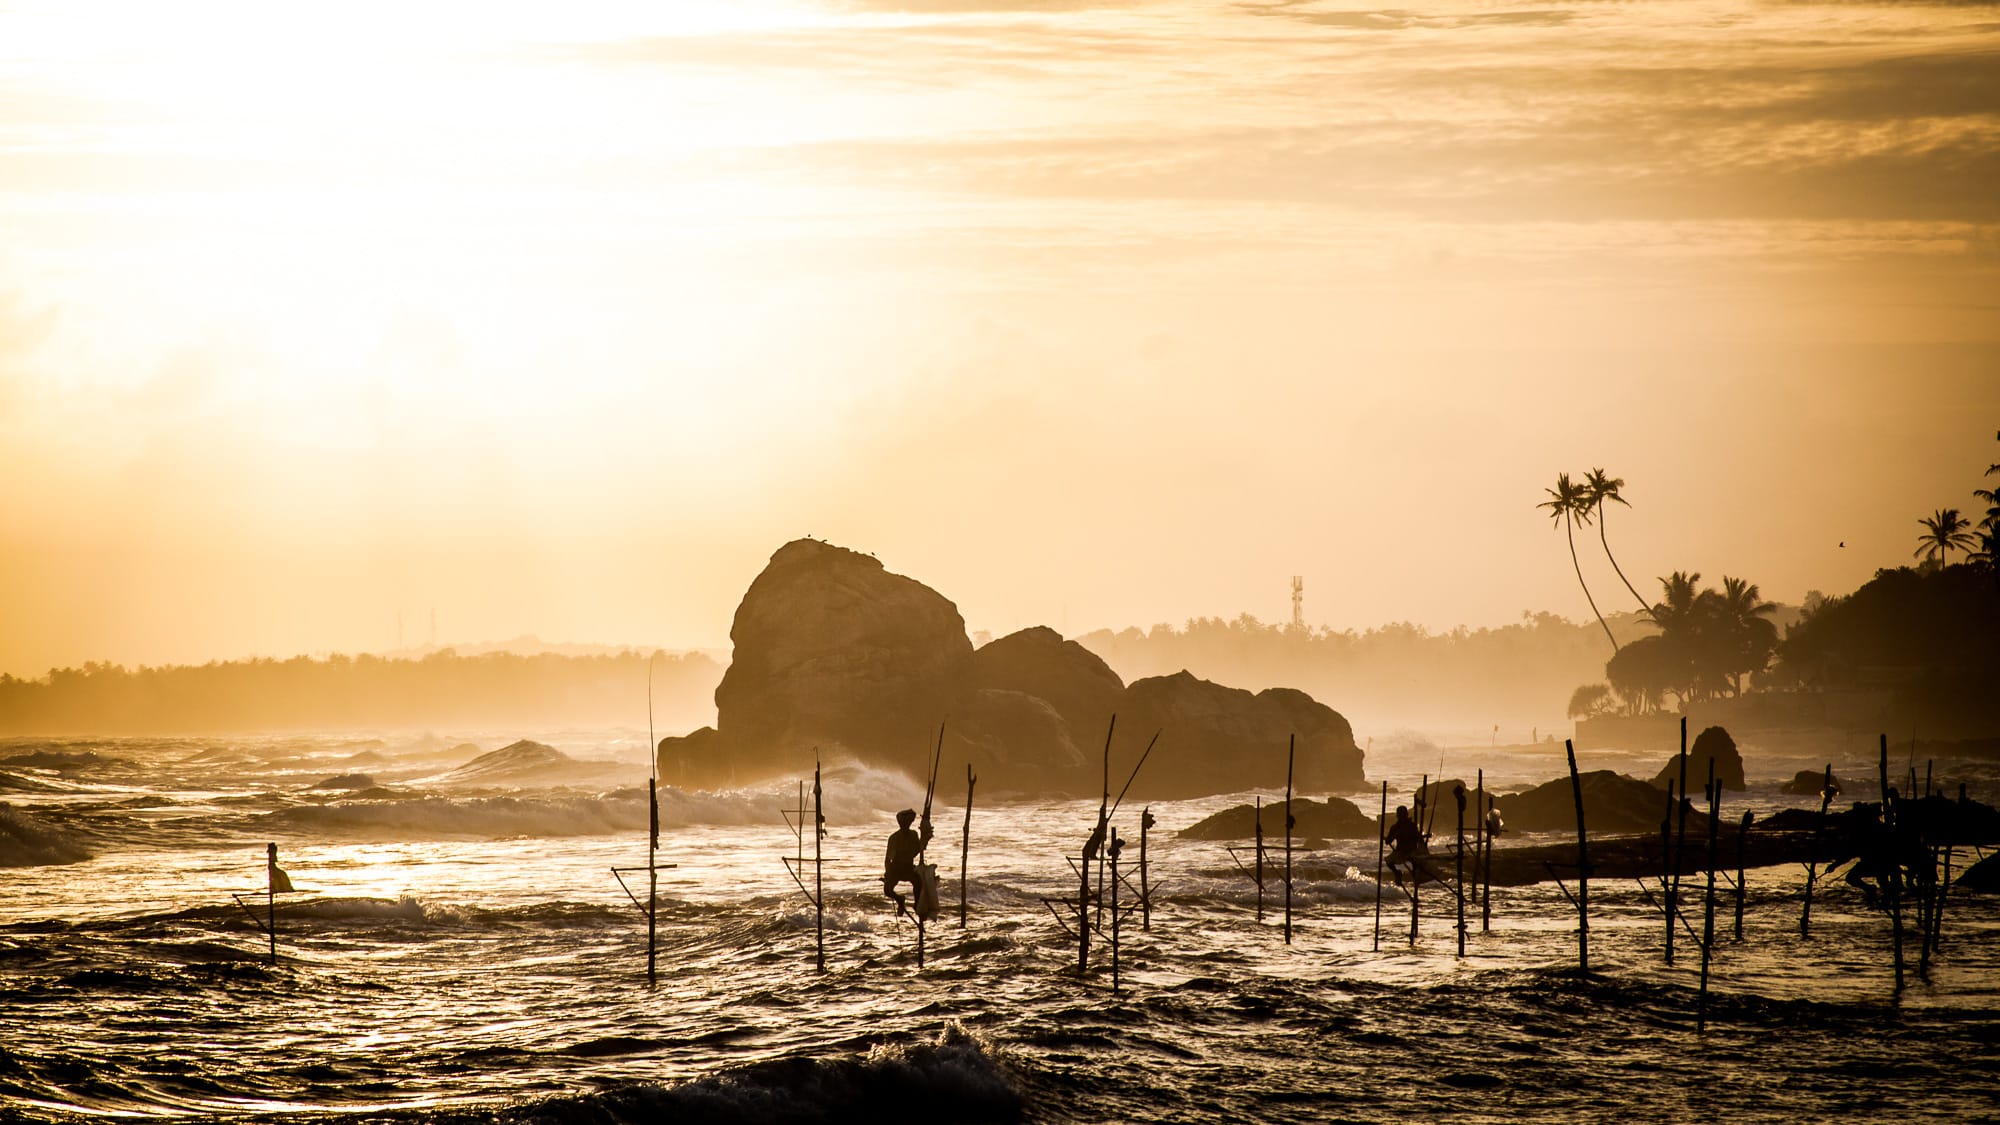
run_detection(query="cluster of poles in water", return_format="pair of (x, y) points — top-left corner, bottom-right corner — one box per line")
(230, 704), (1974, 1026)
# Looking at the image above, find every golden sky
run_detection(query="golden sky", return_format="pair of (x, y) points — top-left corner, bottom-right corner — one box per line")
(1, 0), (1996, 676)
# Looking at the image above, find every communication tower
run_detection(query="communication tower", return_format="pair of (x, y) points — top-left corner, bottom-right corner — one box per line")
(1290, 576), (1304, 632)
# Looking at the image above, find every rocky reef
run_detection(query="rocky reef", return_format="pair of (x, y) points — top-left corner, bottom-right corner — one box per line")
(658, 539), (1366, 797)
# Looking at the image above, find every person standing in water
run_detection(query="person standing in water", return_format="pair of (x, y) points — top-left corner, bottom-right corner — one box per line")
(883, 808), (933, 916)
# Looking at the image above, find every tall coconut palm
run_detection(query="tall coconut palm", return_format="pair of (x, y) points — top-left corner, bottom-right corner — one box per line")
(1541, 472), (1618, 653)
(1915, 508), (1977, 570)
(1582, 468), (1660, 626)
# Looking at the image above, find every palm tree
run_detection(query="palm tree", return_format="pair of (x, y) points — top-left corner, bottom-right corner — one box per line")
(1541, 472), (1618, 653)
(1716, 575), (1778, 695)
(1582, 468), (1661, 626)
(1976, 442), (1999, 533)
(1651, 570), (1709, 702)
(1915, 508), (1977, 570)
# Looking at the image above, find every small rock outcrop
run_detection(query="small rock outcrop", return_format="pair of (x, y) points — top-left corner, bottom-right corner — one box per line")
(1650, 725), (1746, 792)
(309, 773), (375, 791)
(1499, 770), (1705, 835)
(1179, 797), (1376, 840)
(1780, 769), (1841, 798)
(442, 740), (575, 784)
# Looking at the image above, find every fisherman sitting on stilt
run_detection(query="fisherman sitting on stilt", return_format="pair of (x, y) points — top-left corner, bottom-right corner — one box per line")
(1383, 805), (1432, 888)
(883, 808), (934, 917)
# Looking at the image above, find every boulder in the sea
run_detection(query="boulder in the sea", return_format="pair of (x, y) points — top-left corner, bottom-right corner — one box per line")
(1957, 851), (2000, 894)
(1112, 671), (1366, 799)
(309, 773), (375, 790)
(1179, 796), (1376, 840)
(711, 539), (974, 780)
(1650, 726), (1746, 792)
(969, 626), (1124, 742)
(1780, 769), (1841, 798)
(1499, 770), (1707, 835)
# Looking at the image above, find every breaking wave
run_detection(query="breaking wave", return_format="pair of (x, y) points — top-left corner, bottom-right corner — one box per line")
(0, 803), (93, 866)
(452, 1024), (1022, 1125)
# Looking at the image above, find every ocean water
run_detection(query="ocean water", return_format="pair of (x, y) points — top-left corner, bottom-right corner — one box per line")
(3, 731), (1996, 1123)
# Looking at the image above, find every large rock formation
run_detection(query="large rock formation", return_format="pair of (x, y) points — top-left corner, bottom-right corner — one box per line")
(659, 539), (1367, 798)
(710, 539), (975, 780)
(1113, 671), (1366, 799)
(1649, 725), (1746, 792)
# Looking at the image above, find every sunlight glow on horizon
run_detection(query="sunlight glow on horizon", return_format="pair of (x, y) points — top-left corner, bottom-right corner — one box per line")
(1, 0), (1995, 676)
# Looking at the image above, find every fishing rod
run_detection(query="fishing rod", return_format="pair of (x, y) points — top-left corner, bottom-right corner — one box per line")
(1106, 730), (1162, 824)
(922, 720), (946, 834)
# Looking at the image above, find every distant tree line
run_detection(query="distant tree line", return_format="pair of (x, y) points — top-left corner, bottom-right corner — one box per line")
(0, 649), (723, 736)
(1076, 611), (1616, 730)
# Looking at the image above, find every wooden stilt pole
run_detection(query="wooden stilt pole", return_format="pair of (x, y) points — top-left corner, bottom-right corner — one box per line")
(1254, 798), (1265, 924)
(1109, 827), (1123, 995)
(1670, 717), (1689, 967)
(647, 778), (659, 983)
(1481, 786), (1493, 933)
(1733, 809), (1749, 943)
(265, 842), (279, 965)
(1662, 780), (1676, 963)
(1409, 818), (1421, 949)
(1474, 769), (1487, 932)
(1082, 716), (1114, 976)
(1454, 784), (1466, 958)
(1698, 766), (1719, 1032)
(1140, 807), (1155, 932)
(813, 763), (825, 973)
(1373, 781), (1386, 952)
(1881, 733), (1904, 995)
(1284, 735), (1295, 945)
(1801, 763), (1831, 938)
(960, 764), (975, 929)
(1566, 740), (1589, 974)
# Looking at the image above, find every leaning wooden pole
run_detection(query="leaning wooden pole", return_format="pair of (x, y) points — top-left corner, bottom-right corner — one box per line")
(1698, 766), (1720, 1032)
(960, 764), (975, 929)
(1800, 763), (1832, 938)
(1454, 784), (1466, 959)
(1373, 780), (1386, 952)
(1283, 734), (1295, 945)
(1566, 739), (1590, 974)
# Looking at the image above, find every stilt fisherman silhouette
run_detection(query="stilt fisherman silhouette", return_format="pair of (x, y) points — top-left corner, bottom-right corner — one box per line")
(883, 808), (933, 916)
